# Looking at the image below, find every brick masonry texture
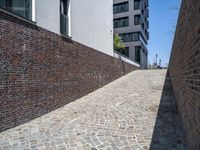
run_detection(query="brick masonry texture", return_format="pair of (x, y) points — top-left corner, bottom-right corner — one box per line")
(0, 10), (137, 132)
(168, 0), (200, 149)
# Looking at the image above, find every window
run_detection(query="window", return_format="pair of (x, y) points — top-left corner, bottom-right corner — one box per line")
(134, 0), (140, 10)
(60, 0), (70, 36)
(12, 0), (25, 17)
(147, 20), (149, 29)
(145, 30), (149, 40)
(61, 0), (68, 15)
(119, 32), (140, 42)
(0, 0), (6, 8)
(0, 0), (32, 20)
(147, 9), (149, 17)
(114, 17), (129, 28)
(113, 2), (129, 14)
(116, 47), (129, 57)
(142, 9), (144, 15)
(134, 15), (141, 25)
(135, 46), (141, 64)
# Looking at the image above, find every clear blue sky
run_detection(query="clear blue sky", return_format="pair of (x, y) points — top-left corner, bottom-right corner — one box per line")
(148, 0), (181, 67)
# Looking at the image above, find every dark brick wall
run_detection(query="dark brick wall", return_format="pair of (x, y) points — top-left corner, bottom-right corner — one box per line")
(168, 0), (200, 149)
(0, 10), (137, 132)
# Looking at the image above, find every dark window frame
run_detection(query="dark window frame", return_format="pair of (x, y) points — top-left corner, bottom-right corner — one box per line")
(134, 0), (141, 10)
(60, 0), (70, 36)
(135, 46), (141, 64)
(0, 0), (32, 20)
(134, 14), (141, 25)
(113, 2), (129, 14)
(114, 17), (129, 28)
(119, 32), (140, 42)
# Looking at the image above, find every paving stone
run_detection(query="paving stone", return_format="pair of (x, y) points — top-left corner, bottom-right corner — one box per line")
(0, 70), (185, 150)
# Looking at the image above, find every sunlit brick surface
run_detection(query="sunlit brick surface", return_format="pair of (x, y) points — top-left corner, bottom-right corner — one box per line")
(169, 0), (200, 149)
(0, 10), (137, 132)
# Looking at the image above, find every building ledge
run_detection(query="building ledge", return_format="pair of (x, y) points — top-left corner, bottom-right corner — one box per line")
(61, 34), (73, 43)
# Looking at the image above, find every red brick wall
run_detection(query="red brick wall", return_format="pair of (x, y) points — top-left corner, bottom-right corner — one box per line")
(0, 10), (137, 132)
(168, 0), (200, 149)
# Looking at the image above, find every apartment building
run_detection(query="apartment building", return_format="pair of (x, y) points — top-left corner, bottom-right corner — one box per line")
(113, 0), (149, 69)
(0, 0), (114, 56)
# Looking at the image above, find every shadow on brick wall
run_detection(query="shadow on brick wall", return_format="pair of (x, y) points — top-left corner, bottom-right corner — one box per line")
(149, 73), (186, 150)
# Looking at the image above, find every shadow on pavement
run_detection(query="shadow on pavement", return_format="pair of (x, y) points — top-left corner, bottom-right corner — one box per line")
(149, 72), (186, 150)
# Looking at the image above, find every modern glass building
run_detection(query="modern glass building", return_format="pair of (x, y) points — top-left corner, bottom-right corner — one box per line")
(113, 0), (149, 69)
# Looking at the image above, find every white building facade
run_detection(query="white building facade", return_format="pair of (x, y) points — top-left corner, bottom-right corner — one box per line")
(0, 0), (114, 56)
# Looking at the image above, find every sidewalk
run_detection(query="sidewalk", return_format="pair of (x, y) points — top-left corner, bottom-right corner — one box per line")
(0, 70), (185, 150)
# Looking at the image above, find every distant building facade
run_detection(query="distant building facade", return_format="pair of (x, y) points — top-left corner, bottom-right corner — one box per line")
(113, 0), (149, 69)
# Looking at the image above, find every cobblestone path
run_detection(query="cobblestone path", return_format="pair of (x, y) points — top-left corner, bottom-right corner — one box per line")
(0, 70), (185, 150)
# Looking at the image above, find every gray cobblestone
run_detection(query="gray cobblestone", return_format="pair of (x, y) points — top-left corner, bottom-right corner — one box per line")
(0, 70), (185, 149)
